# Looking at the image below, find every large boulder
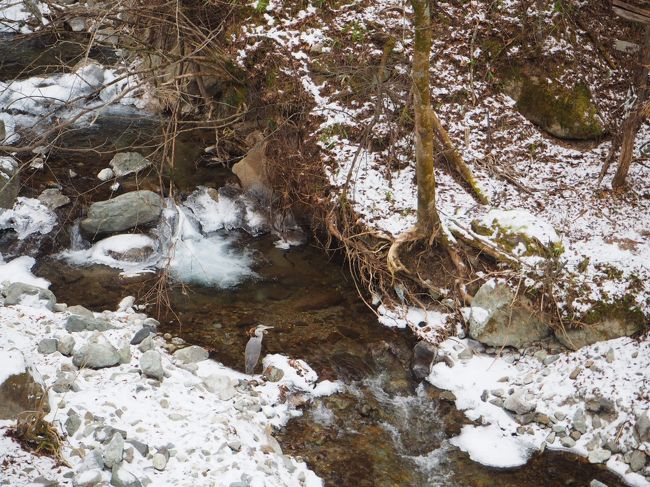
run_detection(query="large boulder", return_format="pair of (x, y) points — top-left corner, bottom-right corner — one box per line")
(72, 338), (120, 369)
(80, 191), (163, 235)
(3, 282), (56, 310)
(0, 350), (48, 420)
(468, 281), (550, 349)
(231, 132), (271, 199)
(501, 68), (603, 141)
(109, 152), (152, 178)
(0, 156), (19, 209)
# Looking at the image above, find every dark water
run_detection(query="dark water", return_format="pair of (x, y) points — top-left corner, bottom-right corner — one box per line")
(4, 33), (626, 487)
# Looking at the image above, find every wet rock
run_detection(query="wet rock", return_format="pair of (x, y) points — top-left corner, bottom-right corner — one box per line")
(80, 190), (163, 235)
(97, 168), (114, 181)
(139, 350), (163, 381)
(110, 465), (141, 487)
(0, 350), (48, 420)
(65, 408), (81, 437)
(588, 448), (612, 464)
(37, 338), (58, 355)
(504, 388), (536, 415)
(0, 156), (19, 209)
(468, 281), (550, 349)
(109, 152), (151, 178)
(0, 120), (4, 141)
(4, 282), (56, 310)
(57, 334), (75, 356)
(172, 345), (209, 364)
(65, 314), (113, 333)
(635, 410), (650, 442)
(72, 470), (102, 487)
(104, 432), (124, 469)
(38, 188), (70, 209)
(410, 341), (437, 380)
(73, 340), (120, 369)
(130, 327), (153, 346)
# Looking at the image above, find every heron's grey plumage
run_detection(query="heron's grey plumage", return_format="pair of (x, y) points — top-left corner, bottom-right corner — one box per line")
(244, 325), (273, 375)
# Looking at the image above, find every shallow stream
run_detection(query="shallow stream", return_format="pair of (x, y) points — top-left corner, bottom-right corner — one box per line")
(2, 34), (627, 487)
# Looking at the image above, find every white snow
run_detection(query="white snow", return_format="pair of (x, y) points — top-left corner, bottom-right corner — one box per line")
(0, 254), (50, 288)
(0, 348), (27, 385)
(0, 197), (56, 240)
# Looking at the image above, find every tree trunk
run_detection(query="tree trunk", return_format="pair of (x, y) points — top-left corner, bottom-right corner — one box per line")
(411, 0), (440, 235)
(612, 25), (650, 189)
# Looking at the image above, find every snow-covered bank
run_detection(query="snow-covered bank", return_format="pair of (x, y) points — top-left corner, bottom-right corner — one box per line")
(0, 277), (332, 485)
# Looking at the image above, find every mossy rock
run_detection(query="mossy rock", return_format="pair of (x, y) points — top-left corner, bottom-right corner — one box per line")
(501, 69), (603, 141)
(556, 299), (647, 350)
(471, 209), (564, 258)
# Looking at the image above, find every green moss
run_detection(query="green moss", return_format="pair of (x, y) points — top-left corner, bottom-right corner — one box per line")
(470, 218), (562, 258)
(583, 296), (646, 328)
(502, 68), (603, 140)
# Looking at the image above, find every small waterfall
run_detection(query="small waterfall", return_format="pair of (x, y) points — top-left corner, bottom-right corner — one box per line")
(69, 219), (87, 251)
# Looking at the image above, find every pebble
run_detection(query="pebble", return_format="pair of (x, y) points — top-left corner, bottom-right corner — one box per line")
(97, 167), (114, 181)
(543, 354), (559, 365)
(590, 481), (608, 487)
(570, 430), (582, 441)
(569, 367), (581, 380)
(554, 411), (566, 421)
(592, 415), (602, 429)
(138, 336), (155, 353)
(152, 453), (167, 471)
(573, 420), (587, 434)
(172, 345), (209, 364)
(104, 432), (125, 469)
(72, 470), (102, 487)
(630, 450), (647, 472)
(546, 432), (556, 443)
(139, 350), (164, 381)
(561, 437), (576, 448)
(57, 334), (75, 356)
(605, 348), (615, 363)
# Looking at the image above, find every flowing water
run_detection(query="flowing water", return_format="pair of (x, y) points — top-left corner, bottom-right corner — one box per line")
(3, 35), (628, 487)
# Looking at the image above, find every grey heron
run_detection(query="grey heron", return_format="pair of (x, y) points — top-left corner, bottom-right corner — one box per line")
(244, 325), (273, 375)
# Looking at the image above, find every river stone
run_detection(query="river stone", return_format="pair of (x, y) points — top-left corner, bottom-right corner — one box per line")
(172, 345), (209, 364)
(0, 120), (5, 141)
(72, 470), (102, 487)
(73, 341), (120, 369)
(97, 168), (114, 181)
(410, 341), (438, 380)
(37, 338), (58, 355)
(130, 327), (153, 345)
(555, 316), (645, 350)
(111, 465), (142, 487)
(104, 432), (124, 469)
(635, 410), (650, 442)
(126, 440), (149, 458)
(4, 282), (56, 310)
(152, 452), (167, 471)
(137, 336), (154, 352)
(80, 190), (163, 235)
(0, 156), (19, 209)
(139, 350), (163, 381)
(57, 334), (76, 356)
(630, 450), (647, 471)
(38, 188), (70, 209)
(109, 152), (151, 178)
(590, 481), (608, 487)
(588, 448), (612, 464)
(503, 388), (536, 415)
(468, 281), (550, 349)
(66, 314), (113, 333)
(0, 350), (48, 420)
(65, 408), (81, 437)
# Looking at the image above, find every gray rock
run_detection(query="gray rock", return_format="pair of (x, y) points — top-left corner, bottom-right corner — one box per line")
(38, 188), (70, 209)
(468, 282), (550, 349)
(152, 452), (167, 471)
(57, 334), (75, 356)
(143, 318), (159, 329)
(72, 470), (102, 487)
(556, 318), (645, 350)
(137, 336), (154, 352)
(503, 389), (536, 415)
(4, 283), (56, 310)
(67, 305), (94, 318)
(635, 410), (650, 442)
(573, 419), (587, 434)
(110, 465), (142, 487)
(52, 371), (78, 393)
(588, 448), (612, 464)
(37, 338), (58, 355)
(410, 341), (437, 380)
(94, 426), (127, 443)
(139, 350), (163, 381)
(73, 341), (120, 369)
(126, 440), (149, 458)
(80, 190), (162, 235)
(104, 432), (124, 469)
(590, 480), (608, 487)
(560, 436), (576, 448)
(65, 314), (113, 333)
(109, 152), (151, 178)
(172, 345), (209, 364)
(65, 408), (81, 437)
(262, 365), (284, 382)
(0, 156), (19, 209)
(97, 167), (114, 181)
(130, 327), (153, 346)
(630, 450), (647, 472)
(605, 348), (615, 363)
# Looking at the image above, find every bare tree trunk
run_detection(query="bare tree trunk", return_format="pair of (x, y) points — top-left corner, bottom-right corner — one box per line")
(612, 26), (650, 189)
(411, 0), (440, 235)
